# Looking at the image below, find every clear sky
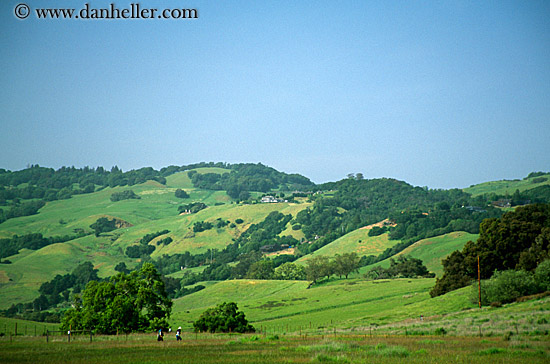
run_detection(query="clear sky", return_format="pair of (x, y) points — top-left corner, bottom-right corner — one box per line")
(1, 1), (549, 189)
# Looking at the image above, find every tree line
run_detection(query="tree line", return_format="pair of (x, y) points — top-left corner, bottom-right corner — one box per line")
(188, 162), (314, 200)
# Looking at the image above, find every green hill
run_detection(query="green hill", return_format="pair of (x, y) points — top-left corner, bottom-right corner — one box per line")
(464, 172), (550, 197)
(361, 231), (478, 277)
(297, 228), (396, 262)
(170, 277), (475, 332)
(1, 164), (548, 334)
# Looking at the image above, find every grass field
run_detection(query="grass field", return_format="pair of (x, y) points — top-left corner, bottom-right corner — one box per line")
(171, 278), (473, 333)
(0, 182), (311, 309)
(463, 173), (550, 197)
(0, 317), (58, 337)
(299, 230), (397, 262)
(1, 332), (548, 364)
(360, 231), (478, 277)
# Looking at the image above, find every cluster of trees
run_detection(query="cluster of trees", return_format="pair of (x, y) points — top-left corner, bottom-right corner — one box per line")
(0, 231), (87, 261)
(178, 202), (207, 214)
(125, 230), (171, 258)
(1, 262), (99, 322)
(0, 200), (46, 224)
(430, 204), (550, 297)
(192, 221), (214, 233)
(61, 263), (172, 334)
(193, 302), (254, 333)
(304, 253), (361, 283)
(90, 217), (118, 237)
(188, 163), (314, 200)
(365, 256), (435, 280)
(295, 177), (503, 261)
(110, 190), (141, 202)
(484, 185), (550, 207)
(140, 230), (170, 244)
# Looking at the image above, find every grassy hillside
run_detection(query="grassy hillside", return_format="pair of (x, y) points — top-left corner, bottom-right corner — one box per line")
(0, 170), (312, 309)
(360, 232), (478, 277)
(170, 276), (549, 339)
(170, 277), (475, 332)
(2, 166), (548, 338)
(299, 229), (397, 261)
(464, 173), (550, 197)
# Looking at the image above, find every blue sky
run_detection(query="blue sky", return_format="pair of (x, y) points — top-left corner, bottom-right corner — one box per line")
(1, 1), (549, 189)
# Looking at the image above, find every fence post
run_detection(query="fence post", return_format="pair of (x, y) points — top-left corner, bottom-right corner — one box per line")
(15, 322), (17, 336)
(46, 330), (49, 343)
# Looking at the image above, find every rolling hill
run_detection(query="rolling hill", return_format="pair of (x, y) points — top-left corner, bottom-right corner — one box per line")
(1, 164), (548, 332)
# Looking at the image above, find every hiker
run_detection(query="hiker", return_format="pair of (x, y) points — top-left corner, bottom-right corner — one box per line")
(176, 326), (182, 341)
(157, 328), (164, 341)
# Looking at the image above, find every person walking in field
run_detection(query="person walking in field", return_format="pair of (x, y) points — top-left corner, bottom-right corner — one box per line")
(176, 327), (182, 341)
(157, 328), (164, 341)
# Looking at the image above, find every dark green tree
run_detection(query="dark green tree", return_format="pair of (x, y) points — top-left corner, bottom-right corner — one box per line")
(61, 263), (172, 334)
(333, 252), (360, 279)
(90, 217), (117, 237)
(175, 189), (190, 199)
(246, 260), (274, 279)
(193, 302), (254, 333)
(273, 262), (306, 280)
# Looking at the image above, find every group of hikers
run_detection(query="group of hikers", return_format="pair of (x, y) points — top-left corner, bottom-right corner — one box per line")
(157, 327), (182, 341)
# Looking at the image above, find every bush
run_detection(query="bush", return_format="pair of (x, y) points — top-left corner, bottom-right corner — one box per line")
(368, 226), (386, 237)
(110, 190), (140, 202)
(535, 259), (550, 291)
(193, 302), (255, 333)
(174, 189), (190, 199)
(471, 269), (539, 306)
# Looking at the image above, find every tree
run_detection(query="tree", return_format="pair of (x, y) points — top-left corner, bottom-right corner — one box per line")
(333, 252), (360, 279)
(274, 262), (306, 280)
(110, 190), (141, 202)
(90, 217), (117, 237)
(61, 263), (172, 334)
(431, 204), (550, 297)
(174, 189), (190, 199)
(193, 302), (255, 333)
(114, 262), (130, 274)
(246, 260), (274, 279)
(305, 255), (332, 283)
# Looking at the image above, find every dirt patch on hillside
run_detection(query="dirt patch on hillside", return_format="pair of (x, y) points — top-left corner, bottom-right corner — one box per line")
(265, 248), (296, 257)
(0, 270), (10, 283)
(360, 219), (395, 230)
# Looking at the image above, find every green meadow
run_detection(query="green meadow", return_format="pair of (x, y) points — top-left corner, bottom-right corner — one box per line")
(300, 229), (397, 261)
(2, 167), (549, 364)
(463, 173), (550, 197)
(1, 329), (549, 364)
(360, 231), (478, 277)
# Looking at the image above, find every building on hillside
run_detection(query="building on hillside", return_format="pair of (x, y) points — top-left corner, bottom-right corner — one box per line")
(261, 195), (280, 203)
(492, 199), (512, 208)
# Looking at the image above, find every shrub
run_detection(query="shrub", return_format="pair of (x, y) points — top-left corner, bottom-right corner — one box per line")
(535, 259), (550, 291)
(471, 269), (538, 306)
(110, 190), (140, 202)
(193, 302), (255, 333)
(174, 188), (190, 199)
